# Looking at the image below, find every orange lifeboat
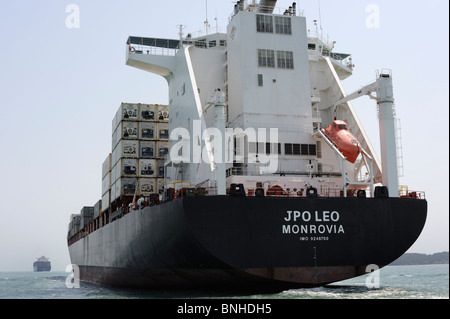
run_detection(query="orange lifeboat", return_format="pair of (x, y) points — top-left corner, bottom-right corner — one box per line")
(322, 120), (361, 163)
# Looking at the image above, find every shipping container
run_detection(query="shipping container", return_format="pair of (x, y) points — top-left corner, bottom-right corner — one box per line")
(102, 191), (110, 212)
(156, 178), (165, 194)
(139, 178), (156, 196)
(102, 153), (111, 179)
(157, 160), (165, 177)
(111, 163), (117, 185)
(116, 178), (138, 197)
(138, 159), (157, 178)
(157, 105), (169, 122)
(113, 121), (139, 149)
(139, 140), (156, 158)
(157, 141), (169, 159)
(139, 122), (156, 140)
(111, 125), (119, 151)
(71, 214), (81, 231)
(94, 200), (102, 219)
(118, 158), (138, 178)
(112, 159), (138, 182)
(110, 181), (118, 202)
(139, 104), (156, 121)
(102, 172), (111, 196)
(69, 214), (81, 233)
(113, 103), (139, 129)
(81, 206), (94, 217)
(112, 139), (139, 165)
(157, 122), (170, 140)
(70, 213), (81, 223)
(80, 207), (94, 229)
(81, 215), (93, 230)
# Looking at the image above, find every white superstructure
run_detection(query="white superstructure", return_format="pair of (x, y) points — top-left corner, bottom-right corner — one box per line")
(126, 0), (400, 198)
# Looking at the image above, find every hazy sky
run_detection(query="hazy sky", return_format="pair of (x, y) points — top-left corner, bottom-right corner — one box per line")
(0, 0), (448, 272)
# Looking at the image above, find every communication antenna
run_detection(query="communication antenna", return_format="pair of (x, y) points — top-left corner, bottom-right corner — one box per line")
(318, 0), (323, 38)
(177, 24), (186, 41)
(204, 0), (210, 31)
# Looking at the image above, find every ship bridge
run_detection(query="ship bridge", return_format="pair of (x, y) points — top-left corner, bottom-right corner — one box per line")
(127, 37), (181, 56)
(307, 33), (353, 80)
(126, 36), (181, 77)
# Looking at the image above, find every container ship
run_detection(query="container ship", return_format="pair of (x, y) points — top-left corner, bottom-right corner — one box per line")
(67, 0), (427, 290)
(33, 256), (51, 272)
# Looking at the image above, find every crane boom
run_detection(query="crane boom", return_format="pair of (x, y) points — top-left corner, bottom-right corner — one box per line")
(332, 82), (377, 113)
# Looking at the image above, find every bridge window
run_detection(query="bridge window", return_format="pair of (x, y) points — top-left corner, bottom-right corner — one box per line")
(257, 14), (273, 33)
(277, 51), (294, 69)
(275, 16), (292, 35)
(258, 49), (275, 68)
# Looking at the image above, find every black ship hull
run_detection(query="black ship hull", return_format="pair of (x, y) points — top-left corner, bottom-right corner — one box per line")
(33, 262), (51, 272)
(68, 196), (427, 290)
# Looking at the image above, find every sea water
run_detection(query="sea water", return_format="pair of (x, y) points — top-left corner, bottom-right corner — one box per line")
(0, 265), (447, 300)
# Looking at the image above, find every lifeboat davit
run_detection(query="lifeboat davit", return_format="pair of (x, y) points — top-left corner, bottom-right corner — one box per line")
(322, 120), (361, 163)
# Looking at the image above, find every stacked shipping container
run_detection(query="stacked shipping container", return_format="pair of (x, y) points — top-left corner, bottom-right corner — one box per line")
(68, 103), (169, 237)
(67, 214), (81, 238)
(105, 103), (169, 211)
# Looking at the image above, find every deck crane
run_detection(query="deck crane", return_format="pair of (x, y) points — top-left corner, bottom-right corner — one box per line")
(331, 70), (399, 197)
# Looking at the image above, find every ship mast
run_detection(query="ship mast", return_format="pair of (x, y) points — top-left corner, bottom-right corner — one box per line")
(204, 0), (210, 34)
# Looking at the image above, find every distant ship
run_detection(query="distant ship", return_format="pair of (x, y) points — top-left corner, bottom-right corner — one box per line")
(33, 256), (51, 272)
(67, 0), (427, 290)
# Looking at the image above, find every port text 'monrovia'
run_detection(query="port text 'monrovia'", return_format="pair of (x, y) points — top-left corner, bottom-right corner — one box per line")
(282, 210), (345, 235)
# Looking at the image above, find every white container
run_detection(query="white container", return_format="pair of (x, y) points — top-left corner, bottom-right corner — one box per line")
(157, 105), (169, 122)
(112, 140), (139, 166)
(117, 178), (138, 197)
(138, 159), (157, 178)
(139, 122), (156, 140)
(157, 122), (169, 140)
(102, 153), (111, 179)
(114, 121), (139, 147)
(118, 158), (138, 178)
(112, 159), (136, 183)
(111, 163), (117, 184)
(102, 191), (110, 212)
(139, 104), (156, 122)
(112, 126), (118, 151)
(102, 172), (111, 196)
(139, 178), (156, 196)
(139, 141), (156, 158)
(113, 103), (139, 129)
(157, 141), (169, 159)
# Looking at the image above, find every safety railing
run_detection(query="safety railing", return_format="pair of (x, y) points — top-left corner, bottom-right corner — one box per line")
(399, 186), (426, 200)
(127, 37), (181, 57)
